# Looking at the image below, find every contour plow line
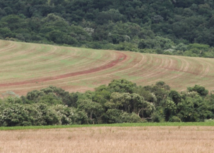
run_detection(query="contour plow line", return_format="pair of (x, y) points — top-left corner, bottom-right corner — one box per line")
(0, 52), (127, 87)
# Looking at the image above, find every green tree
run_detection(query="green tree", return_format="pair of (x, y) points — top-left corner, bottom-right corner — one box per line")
(108, 79), (137, 93)
(77, 99), (103, 124)
(187, 85), (208, 97)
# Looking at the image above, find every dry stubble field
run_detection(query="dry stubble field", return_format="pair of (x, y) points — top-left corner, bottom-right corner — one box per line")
(0, 126), (214, 153)
(0, 40), (214, 96)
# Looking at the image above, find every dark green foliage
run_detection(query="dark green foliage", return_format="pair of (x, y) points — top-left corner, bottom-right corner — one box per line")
(0, 79), (214, 126)
(187, 85), (209, 96)
(1, 0), (214, 57)
(169, 116), (181, 122)
(169, 90), (181, 104)
(151, 111), (165, 122)
(119, 112), (142, 123)
(103, 109), (122, 123)
(108, 79), (137, 93)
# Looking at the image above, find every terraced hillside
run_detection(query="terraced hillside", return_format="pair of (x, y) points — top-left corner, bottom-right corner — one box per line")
(0, 40), (214, 96)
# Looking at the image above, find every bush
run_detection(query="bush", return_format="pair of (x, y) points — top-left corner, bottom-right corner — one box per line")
(169, 116), (181, 122)
(204, 119), (214, 122)
(120, 112), (142, 123)
(151, 112), (165, 122)
(187, 85), (208, 96)
(104, 109), (122, 123)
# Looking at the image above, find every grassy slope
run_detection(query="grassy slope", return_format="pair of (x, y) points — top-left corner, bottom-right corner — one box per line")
(0, 40), (214, 96)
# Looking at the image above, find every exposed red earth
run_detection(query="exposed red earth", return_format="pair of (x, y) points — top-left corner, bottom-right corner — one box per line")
(0, 40), (214, 96)
(0, 52), (127, 87)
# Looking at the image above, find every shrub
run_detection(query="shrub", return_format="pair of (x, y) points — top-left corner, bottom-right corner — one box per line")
(169, 116), (181, 122)
(120, 112), (142, 123)
(151, 112), (165, 122)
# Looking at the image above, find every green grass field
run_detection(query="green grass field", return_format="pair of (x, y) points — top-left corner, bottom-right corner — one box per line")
(1, 122), (214, 131)
(0, 40), (214, 96)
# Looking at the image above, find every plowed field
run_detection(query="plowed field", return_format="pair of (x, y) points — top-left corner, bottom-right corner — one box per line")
(0, 40), (214, 96)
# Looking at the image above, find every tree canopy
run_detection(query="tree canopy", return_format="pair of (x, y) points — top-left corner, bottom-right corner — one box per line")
(0, 79), (214, 126)
(1, 0), (214, 57)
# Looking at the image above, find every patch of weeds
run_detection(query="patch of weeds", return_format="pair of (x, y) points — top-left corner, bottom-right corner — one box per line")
(16, 134), (24, 140)
(67, 136), (72, 139)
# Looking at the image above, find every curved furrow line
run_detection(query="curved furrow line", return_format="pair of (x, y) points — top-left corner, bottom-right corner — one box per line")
(0, 44), (51, 66)
(164, 56), (190, 81)
(0, 46), (60, 79)
(49, 54), (162, 88)
(121, 53), (153, 76)
(83, 51), (144, 78)
(46, 51), (119, 77)
(0, 46), (79, 73)
(0, 42), (23, 58)
(151, 58), (174, 80)
(1, 40), (214, 94)
(133, 55), (169, 80)
(159, 56), (204, 77)
(0, 53), (123, 90)
(163, 57), (209, 90)
(167, 56), (212, 86)
(185, 58), (213, 89)
(0, 53), (206, 93)
(1, 50), (107, 82)
(185, 57), (204, 75)
(20, 51), (113, 79)
(0, 52), (135, 92)
(33, 50), (111, 76)
(17, 47), (83, 72)
(0, 45), (39, 67)
(157, 56), (186, 85)
(0, 45), (61, 67)
(0, 41), (17, 53)
(0, 51), (129, 91)
(0, 52), (127, 87)
(132, 55), (183, 85)
(185, 57), (209, 79)
(124, 54), (161, 77)
(196, 58), (213, 78)
(140, 57), (174, 83)
(0, 40), (12, 49)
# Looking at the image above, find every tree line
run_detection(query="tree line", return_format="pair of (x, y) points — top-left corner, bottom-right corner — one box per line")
(1, 0), (214, 57)
(0, 79), (214, 126)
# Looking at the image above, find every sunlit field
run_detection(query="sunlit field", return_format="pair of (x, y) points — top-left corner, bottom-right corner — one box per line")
(0, 126), (214, 153)
(1, 40), (214, 96)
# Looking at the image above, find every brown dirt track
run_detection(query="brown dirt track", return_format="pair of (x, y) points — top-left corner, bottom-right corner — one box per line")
(0, 52), (127, 87)
(0, 40), (214, 96)
(0, 126), (214, 153)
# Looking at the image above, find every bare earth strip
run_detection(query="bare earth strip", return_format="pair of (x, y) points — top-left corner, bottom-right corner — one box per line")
(0, 52), (127, 87)
(1, 40), (214, 95)
(0, 126), (214, 153)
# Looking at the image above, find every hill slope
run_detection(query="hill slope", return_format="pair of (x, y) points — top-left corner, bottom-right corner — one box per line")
(0, 40), (214, 96)
(0, 0), (214, 56)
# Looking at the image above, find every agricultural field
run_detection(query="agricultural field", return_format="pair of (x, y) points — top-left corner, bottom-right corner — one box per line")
(0, 126), (214, 153)
(0, 40), (214, 96)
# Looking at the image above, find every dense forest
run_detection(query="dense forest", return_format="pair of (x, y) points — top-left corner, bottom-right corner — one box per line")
(0, 79), (214, 126)
(1, 0), (214, 57)
(1, 1), (214, 126)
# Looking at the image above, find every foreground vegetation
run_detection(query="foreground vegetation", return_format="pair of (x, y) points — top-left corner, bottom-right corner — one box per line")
(1, 79), (214, 127)
(1, 122), (214, 131)
(1, 0), (214, 57)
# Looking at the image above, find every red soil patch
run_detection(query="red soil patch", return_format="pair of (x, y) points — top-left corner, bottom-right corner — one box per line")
(0, 52), (127, 87)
